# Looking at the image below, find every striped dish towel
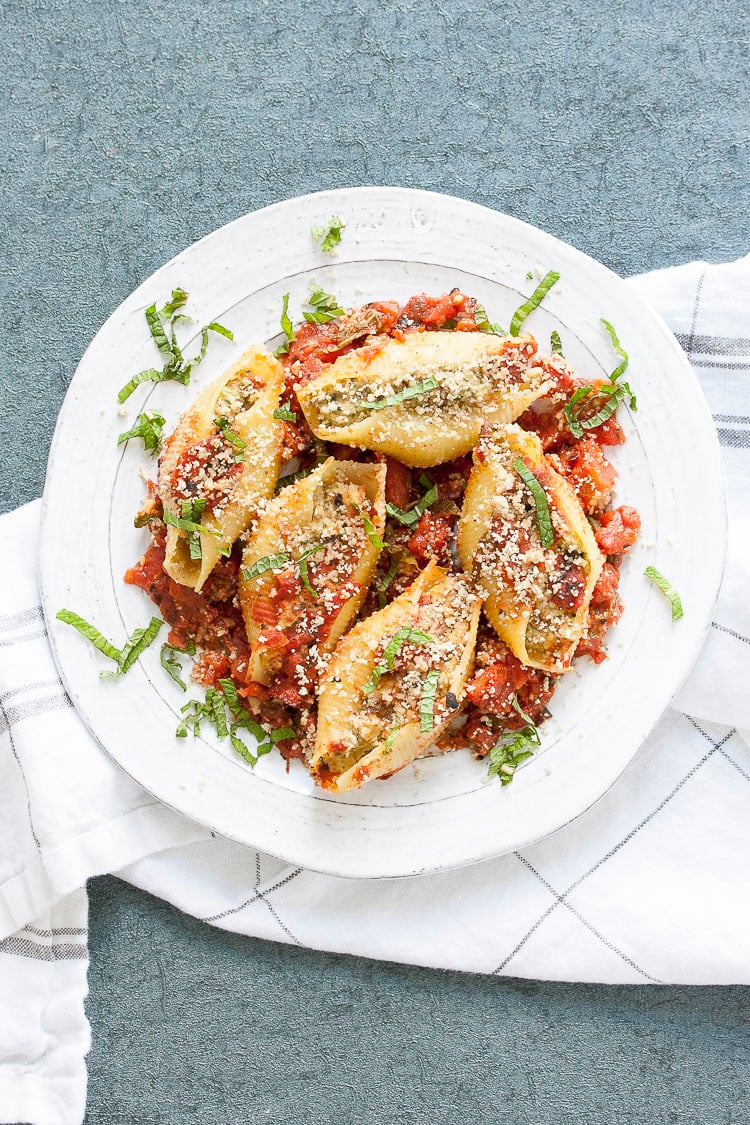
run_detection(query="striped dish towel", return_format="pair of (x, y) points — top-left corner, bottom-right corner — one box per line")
(2, 254), (749, 1125)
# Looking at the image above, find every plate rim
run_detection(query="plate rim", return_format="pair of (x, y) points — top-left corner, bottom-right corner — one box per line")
(39, 185), (728, 879)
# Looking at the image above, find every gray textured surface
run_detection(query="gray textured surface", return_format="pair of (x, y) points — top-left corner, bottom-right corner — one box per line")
(2, 0), (749, 1121)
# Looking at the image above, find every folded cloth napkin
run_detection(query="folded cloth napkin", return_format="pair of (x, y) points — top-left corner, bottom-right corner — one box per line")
(2, 254), (750, 1125)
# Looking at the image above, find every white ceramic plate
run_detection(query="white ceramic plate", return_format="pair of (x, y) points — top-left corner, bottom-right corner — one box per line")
(39, 187), (726, 879)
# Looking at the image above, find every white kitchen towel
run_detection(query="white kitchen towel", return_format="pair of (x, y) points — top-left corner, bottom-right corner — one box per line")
(1, 254), (749, 1125)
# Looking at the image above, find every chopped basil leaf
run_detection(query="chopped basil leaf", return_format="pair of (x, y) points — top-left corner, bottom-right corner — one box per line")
(160, 641), (195, 691)
(509, 270), (560, 336)
(162, 507), (221, 538)
(488, 694), (541, 784)
(242, 552), (292, 581)
(384, 721), (402, 752)
(113, 617), (163, 677)
(56, 608), (162, 678)
(360, 374), (439, 412)
(218, 677), (242, 715)
(377, 557), (400, 608)
(297, 543), (327, 598)
(214, 414), (246, 461)
(563, 380), (635, 438)
(526, 270), (534, 280)
(270, 726), (297, 744)
(385, 474), (439, 527)
(644, 566), (684, 621)
(311, 214), (346, 253)
(117, 409), (166, 454)
(274, 293), (295, 356)
(205, 687), (228, 738)
(512, 458), (554, 548)
(176, 698), (208, 738)
(145, 302), (173, 361)
(118, 290), (232, 402)
(55, 609), (122, 664)
(419, 669), (441, 733)
(274, 406), (297, 422)
(117, 368), (166, 405)
(353, 501), (385, 549)
(159, 288), (189, 318)
(303, 284), (345, 325)
(363, 627), (433, 695)
(600, 317), (629, 382)
(550, 330), (563, 356)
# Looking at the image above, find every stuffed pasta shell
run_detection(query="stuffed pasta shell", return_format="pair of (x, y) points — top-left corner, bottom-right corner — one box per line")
(295, 332), (552, 468)
(458, 423), (604, 674)
(238, 458), (386, 696)
(311, 561), (482, 792)
(158, 346), (284, 591)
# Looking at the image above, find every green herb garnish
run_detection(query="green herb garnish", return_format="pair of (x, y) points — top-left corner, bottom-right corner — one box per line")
(419, 669), (441, 733)
(377, 557), (400, 608)
(311, 215), (346, 253)
(509, 270), (560, 336)
(304, 284), (345, 325)
(386, 474), (439, 527)
(214, 415), (246, 461)
(118, 288), (233, 402)
(384, 721), (402, 752)
(550, 330), (563, 356)
(56, 609), (162, 678)
(512, 458), (554, 548)
(242, 552), (292, 581)
(644, 566), (684, 621)
(488, 695), (541, 784)
(117, 409), (166, 454)
(360, 374), (439, 412)
(363, 627), (434, 695)
(274, 406), (297, 422)
(297, 543), (327, 598)
(274, 293), (295, 357)
(160, 641), (196, 691)
(353, 501), (385, 548)
(178, 678), (296, 766)
(600, 317), (629, 382)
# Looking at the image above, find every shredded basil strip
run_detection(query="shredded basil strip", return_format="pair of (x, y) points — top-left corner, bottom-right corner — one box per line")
(509, 270), (560, 336)
(386, 474), (439, 527)
(160, 641), (195, 691)
(419, 669), (441, 733)
(273, 293), (295, 357)
(118, 291), (233, 402)
(274, 406), (297, 422)
(360, 374), (439, 412)
(353, 501), (385, 548)
(159, 288), (189, 317)
(311, 214), (346, 253)
(114, 617), (163, 676)
(270, 726), (297, 744)
(363, 627), (434, 695)
(56, 609), (162, 678)
(304, 284), (345, 325)
(162, 507), (221, 538)
(550, 330), (563, 356)
(384, 721), (402, 752)
(487, 694), (541, 784)
(117, 409), (166, 454)
(378, 557), (400, 608)
(600, 317), (629, 382)
(512, 458), (554, 548)
(214, 415), (246, 461)
(297, 543), (327, 598)
(644, 566), (684, 621)
(55, 609), (122, 664)
(242, 552), (291, 581)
